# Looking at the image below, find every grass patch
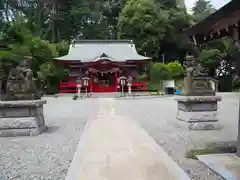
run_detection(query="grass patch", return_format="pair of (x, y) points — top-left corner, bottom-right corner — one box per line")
(186, 141), (237, 159)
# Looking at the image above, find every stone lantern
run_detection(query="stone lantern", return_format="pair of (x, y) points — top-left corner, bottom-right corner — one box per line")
(81, 77), (90, 97)
(76, 78), (82, 98)
(127, 76), (132, 96)
(118, 76), (127, 97)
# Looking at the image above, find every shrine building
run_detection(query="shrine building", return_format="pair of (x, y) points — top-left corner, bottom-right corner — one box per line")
(55, 40), (151, 93)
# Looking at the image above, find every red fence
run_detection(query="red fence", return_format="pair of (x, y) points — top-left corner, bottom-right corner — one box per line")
(59, 80), (147, 94)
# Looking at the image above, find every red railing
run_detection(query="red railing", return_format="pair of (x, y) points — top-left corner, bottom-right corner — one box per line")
(59, 81), (78, 93)
(127, 81), (147, 92)
(59, 80), (147, 94)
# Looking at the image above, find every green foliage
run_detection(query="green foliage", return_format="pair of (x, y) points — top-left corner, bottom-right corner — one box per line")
(27, 37), (58, 59)
(149, 63), (172, 82)
(192, 0), (216, 22)
(199, 49), (221, 68)
(0, 20), (68, 93)
(117, 0), (193, 60)
(137, 74), (147, 81)
(55, 41), (69, 56)
(148, 61), (184, 83)
(38, 61), (68, 91)
(117, 0), (169, 58)
(167, 61), (184, 78)
(197, 37), (234, 78)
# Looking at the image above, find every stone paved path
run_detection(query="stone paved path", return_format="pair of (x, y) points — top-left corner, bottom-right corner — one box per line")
(66, 98), (190, 180)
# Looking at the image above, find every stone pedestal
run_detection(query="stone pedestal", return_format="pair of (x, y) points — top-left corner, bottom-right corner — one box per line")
(176, 96), (222, 130)
(182, 77), (215, 96)
(0, 99), (47, 137)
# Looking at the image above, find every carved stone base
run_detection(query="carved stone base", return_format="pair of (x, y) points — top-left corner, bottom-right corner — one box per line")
(176, 111), (222, 130)
(177, 110), (218, 122)
(176, 96), (222, 130)
(188, 122), (222, 130)
(0, 122), (48, 137)
(0, 99), (47, 137)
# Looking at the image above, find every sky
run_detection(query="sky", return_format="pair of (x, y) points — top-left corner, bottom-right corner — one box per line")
(185, 0), (231, 12)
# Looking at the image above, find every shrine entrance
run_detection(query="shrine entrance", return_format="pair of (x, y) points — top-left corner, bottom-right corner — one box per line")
(89, 68), (118, 92)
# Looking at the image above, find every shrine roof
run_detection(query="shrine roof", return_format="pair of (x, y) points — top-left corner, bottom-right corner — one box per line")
(183, 0), (240, 39)
(55, 40), (151, 62)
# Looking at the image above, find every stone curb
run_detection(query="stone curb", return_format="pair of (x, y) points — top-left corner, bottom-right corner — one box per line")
(65, 116), (94, 180)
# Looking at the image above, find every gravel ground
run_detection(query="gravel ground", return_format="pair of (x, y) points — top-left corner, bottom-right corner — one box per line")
(115, 93), (239, 180)
(0, 93), (238, 180)
(0, 97), (99, 180)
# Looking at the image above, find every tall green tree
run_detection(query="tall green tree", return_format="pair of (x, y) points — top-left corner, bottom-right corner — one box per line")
(192, 0), (216, 22)
(117, 0), (169, 58)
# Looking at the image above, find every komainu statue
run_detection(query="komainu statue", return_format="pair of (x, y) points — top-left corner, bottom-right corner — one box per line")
(4, 57), (41, 101)
(182, 54), (214, 96)
(184, 54), (208, 77)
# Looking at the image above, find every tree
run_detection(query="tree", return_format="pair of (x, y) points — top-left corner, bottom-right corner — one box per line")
(117, 0), (169, 58)
(167, 61), (184, 78)
(192, 0), (216, 22)
(149, 63), (172, 82)
(158, 7), (193, 61)
(0, 19), (68, 92)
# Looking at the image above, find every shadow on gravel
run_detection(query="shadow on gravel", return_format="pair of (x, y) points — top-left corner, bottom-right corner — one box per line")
(44, 125), (61, 134)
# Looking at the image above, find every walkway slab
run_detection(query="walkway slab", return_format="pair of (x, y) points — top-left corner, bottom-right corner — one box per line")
(197, 154), (240, 180)
(66, 98), (190, 180)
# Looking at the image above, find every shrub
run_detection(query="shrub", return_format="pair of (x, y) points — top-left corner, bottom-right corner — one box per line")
(167, 61), (184, 79)
(149, 63), (172, 82)
(137, 74), (148, 81)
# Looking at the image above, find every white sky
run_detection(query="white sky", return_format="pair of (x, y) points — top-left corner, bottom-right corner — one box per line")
(185, 0), (231, 12)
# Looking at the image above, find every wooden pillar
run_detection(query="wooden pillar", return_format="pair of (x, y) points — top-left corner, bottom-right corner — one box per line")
(233, 26), (240, 157)
(90, 72), (94, 92)
(59, 80), (63, 95)
(114, 70), (118, 91)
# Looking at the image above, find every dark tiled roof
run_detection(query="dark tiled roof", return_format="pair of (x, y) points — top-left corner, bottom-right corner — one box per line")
(55, 40), (151, 62)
